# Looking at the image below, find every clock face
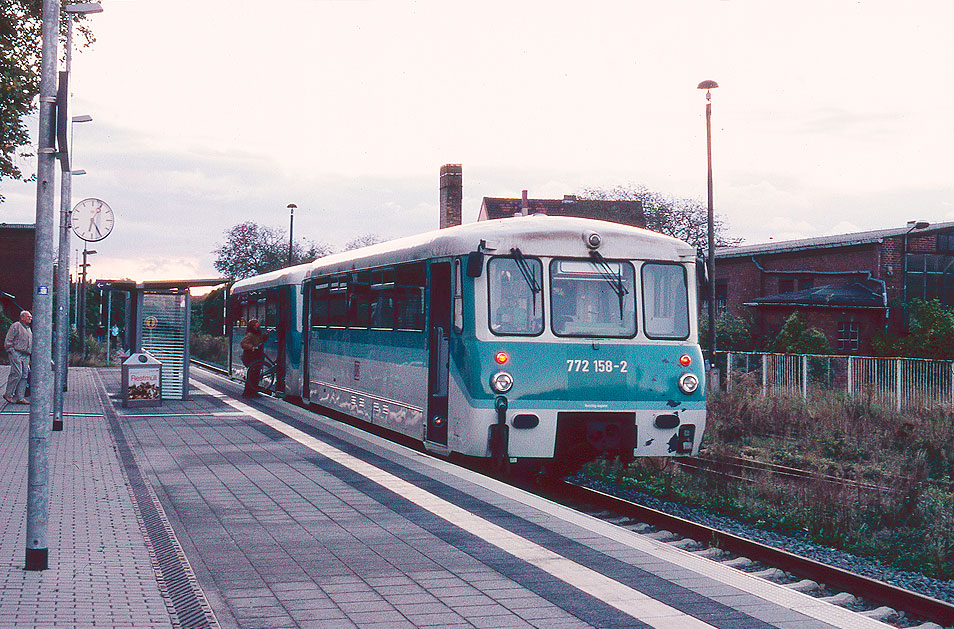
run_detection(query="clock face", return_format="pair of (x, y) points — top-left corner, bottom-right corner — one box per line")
(71, 198), (114, 242)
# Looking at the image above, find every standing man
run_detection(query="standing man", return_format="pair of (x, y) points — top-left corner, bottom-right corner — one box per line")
(4, 311), (32, 404)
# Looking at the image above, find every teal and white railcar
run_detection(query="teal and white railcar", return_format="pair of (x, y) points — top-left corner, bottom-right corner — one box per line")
(299, 215), (706, 473)
(228, 265), (309, 398)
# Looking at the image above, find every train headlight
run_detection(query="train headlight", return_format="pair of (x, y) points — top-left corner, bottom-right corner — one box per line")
(490, 371), (514, 393)
(583, 230), (602, 249)
(678, 372), (699, 395)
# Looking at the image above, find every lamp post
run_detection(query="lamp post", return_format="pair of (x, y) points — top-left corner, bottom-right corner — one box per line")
(53, 116), (91, 431)
(78, 247), (97, 356)
(287, 203), (297, 266)
(53, 2), (103, 433)
(697, 79), (719, 368)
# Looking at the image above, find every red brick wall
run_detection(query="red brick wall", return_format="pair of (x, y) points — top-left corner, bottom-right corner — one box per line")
(714, 228), (954, 354)
(0, 225), (35, 320)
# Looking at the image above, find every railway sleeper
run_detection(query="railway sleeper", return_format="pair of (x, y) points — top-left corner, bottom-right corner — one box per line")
(622, 522), (652, 534)
(643, 529), (680, 541)
(820, 592), (859, 606)
(692, 547), (730, 560)
(784, 578), (822, 593)
(749, 567), (789, 581)
(722, 556), (757, 570)
(669, 537), (702, 550)
(860, 606), (900, 622)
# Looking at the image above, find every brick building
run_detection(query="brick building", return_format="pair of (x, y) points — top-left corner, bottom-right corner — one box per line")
(438, 163), (645, 229)
(0, 224), (35, 321)
(714, 220), (954, 354)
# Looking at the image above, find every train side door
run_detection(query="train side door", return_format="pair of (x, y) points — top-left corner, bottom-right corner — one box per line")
(426, 261), (451, 447)
(266, 289), (287, 391)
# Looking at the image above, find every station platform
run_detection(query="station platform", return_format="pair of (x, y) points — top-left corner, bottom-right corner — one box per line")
(0, 366), (892, 628)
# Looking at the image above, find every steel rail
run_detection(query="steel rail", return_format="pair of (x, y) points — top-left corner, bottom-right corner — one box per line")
(556, 480), (954, 627)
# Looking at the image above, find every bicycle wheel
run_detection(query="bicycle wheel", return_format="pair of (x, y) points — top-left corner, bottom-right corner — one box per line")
(259, 364), (277, 393)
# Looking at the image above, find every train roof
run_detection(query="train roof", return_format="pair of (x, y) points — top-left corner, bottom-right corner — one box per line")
(230, 263), (310, 295)
(305, 215), (695, 280)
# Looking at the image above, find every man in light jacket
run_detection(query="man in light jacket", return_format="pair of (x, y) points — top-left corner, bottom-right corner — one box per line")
(4, 310), (32, 404)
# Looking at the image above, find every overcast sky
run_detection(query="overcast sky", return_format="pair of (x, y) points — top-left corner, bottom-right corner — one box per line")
(2, 0), (952, 284)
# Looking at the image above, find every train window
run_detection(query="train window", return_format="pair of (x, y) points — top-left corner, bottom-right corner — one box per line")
(453, 259), (463, 334)
(349, 274), (372, 328)
(550, 259), (635, 338)
(265, 299), (278, 328)
(370, 289), (395, 329)
(394, 286), (424, 331)
(327, 276), (348, 326)
(310, 281), (329, 326)
(642, 263), (689, 339)
(489, 256), (544, 336)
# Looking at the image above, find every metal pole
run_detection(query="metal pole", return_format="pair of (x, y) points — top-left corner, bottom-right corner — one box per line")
(287, 203), (296, 266)
(53, 19), (75, 432)
(105, 289), (112, 364)
(705, 92), (716, 364)
(79, 245), (87, 354)
(27, 0), (60, 572)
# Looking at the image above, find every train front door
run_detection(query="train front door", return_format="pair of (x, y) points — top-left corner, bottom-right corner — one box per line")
(426, 262), (451, 447)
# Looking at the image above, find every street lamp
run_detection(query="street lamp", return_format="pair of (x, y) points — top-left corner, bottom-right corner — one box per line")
(697, 79), (719, 368)
(287, 203), (297, 265)
(78, 247), (97, 357)
(52, 3), (102, 435)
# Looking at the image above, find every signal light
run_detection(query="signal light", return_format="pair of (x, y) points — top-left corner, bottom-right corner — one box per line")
(679, 354), (692, 367)
(494, 351), (509, 365)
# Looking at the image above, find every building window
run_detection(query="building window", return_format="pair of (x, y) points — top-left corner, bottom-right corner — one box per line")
(905, 253), (954, 306)
(837, 321), (860, 353)
(937, 233), (954, 254)
(798, 277), (814, 290)
(778, 278), (795, 294)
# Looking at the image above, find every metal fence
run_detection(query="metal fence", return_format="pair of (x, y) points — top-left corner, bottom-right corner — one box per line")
(718, 351), (954, 411)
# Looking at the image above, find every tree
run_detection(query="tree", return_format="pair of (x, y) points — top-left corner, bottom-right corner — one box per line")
(872, 299), (954, 359)
(213, 221), (331, 279)
(767, 311), (832, 355)
(0, 3), (94, 193)
(343, 233), (383, 251)
(578, 184), (741, 250)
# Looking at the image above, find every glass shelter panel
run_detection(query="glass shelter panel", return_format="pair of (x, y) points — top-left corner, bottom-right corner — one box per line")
(550, 259), (635, 338)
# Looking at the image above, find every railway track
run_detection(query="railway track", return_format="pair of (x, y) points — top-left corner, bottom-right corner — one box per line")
(550, 479), (954, 628)
(676, 454), (954, 495)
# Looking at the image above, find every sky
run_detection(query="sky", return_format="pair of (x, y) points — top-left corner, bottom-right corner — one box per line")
(2, 0), (953, 286)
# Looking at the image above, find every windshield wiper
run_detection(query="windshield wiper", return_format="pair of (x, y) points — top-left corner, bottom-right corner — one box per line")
(509, 248), (541, 314)
(589, 250), (628, 318)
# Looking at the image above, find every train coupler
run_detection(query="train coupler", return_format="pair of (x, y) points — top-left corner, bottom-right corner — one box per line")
(489, 396), (510, 473)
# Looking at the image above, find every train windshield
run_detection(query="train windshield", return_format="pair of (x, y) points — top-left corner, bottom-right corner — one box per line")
(488, 256), (544, 335)
(641, 263), (690, 339)
(550, 259), (636, 337)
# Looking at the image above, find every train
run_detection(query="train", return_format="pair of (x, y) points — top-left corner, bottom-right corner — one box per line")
(227, 214), (706, 475)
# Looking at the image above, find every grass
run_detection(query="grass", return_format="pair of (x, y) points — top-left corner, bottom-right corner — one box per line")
(583, 380), (954, 579)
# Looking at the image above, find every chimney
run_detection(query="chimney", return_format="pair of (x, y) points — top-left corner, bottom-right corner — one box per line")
(439, 164), (463, 228)
(521, 190), (529, 216)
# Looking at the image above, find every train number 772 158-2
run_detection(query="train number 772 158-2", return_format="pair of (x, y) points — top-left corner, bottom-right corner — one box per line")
(566, 359), (628, 373)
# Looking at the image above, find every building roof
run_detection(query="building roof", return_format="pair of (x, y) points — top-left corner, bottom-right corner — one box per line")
(480, 196), (644, 227)
(717, 221), (954, 259)
(744, 283), (885, 309)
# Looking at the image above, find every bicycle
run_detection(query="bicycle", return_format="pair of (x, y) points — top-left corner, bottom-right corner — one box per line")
(245, 353), (279, 396)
